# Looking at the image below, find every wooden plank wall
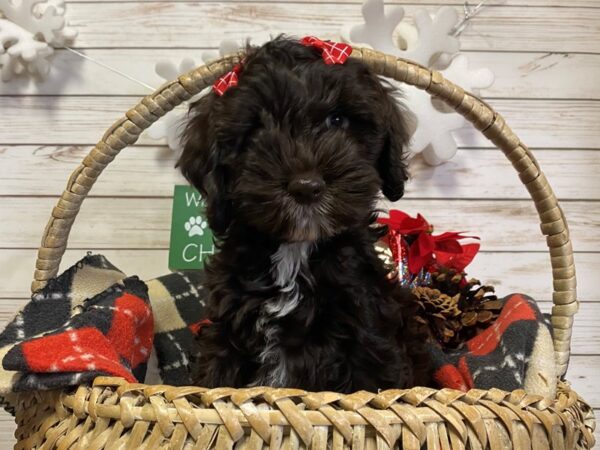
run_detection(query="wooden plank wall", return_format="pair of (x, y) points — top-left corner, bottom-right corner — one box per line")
(0, 0), (599, 444)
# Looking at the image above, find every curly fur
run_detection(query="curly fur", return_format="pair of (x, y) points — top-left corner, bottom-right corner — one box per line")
(178, 36), (427, 392)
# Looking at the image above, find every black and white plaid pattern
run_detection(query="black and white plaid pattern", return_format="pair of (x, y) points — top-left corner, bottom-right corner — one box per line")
(0, 254), (124, 350)
(0, 255), (208, 404)
(146, 270), (206, 385)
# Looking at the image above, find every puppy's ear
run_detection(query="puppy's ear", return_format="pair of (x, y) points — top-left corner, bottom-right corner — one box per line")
(177, 94), (232, 235)
(377, 97), (409, 201)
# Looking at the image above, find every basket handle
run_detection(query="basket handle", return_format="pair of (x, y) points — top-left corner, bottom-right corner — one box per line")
(32, 48), (577, 377)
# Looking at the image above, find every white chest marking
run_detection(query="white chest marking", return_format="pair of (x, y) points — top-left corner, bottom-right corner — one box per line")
(254, 242), (312, 387)
(265, 242), (311, 317)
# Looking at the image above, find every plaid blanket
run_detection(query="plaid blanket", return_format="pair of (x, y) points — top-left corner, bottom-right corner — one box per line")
(0, 254), (557, 410)
(430, 293), (556, 395)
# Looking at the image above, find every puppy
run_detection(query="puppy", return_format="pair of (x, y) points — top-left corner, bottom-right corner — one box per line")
(178, 36), (425, 392)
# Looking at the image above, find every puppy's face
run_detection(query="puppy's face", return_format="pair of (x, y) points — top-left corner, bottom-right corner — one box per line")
(179, 37), (409, 242)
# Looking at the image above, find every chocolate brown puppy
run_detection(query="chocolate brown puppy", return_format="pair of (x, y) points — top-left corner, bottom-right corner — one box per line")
(178, 36), (426, 392)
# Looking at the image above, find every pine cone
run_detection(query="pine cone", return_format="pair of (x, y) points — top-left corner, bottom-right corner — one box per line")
(412, 287), (460, 345)
(413, 287), (460, 318)
(412, 267), (501, 348)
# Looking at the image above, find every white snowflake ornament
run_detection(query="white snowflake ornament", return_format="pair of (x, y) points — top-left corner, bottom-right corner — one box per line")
(201, 39), (243, 64)
(343, 0), (460, 67)
(406, 88), (465, 166)
(441, 54), (495, 92)
(343, 0), (405, 57)
(147, 40), (247, 154)
(0, 0), (77, 80)
(399, 7), (460, 66)
(0, 18), (52, 80)
(407, 55), (494, 165)
(341, 0), (494, 165)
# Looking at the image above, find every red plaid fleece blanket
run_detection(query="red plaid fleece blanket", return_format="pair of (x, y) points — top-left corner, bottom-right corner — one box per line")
(429, 293), (556, 394)
(0, 254), (557, 402)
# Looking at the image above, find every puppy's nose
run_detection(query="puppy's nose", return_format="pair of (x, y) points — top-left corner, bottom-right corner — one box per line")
(288, 174), (325, 203)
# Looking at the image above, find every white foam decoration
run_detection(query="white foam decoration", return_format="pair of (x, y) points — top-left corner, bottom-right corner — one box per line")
(201, 39), (243, 65)
(341, 0), (495, 165)
(342, 0), (406, 57)
(155, 57), (197, 82)
(404, 86), (465, 166)
(0, 0), (77, 81)
(148, 40), (247, 154)
(403, 55), (494, 165)
(442, 54), (495, 91)
(342, 0), (460, 67)
(0, 18), (51, 81)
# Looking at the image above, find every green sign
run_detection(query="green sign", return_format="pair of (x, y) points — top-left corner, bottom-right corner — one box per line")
(169, 185), (215, 270)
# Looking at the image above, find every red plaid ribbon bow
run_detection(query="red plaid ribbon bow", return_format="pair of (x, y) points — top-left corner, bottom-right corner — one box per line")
(299, 36), (352, 65)
(212, 36), (352, 96)
(213, 63), (243, 96)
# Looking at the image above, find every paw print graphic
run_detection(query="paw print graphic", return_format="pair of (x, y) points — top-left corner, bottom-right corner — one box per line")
(184, 216), (208, 237)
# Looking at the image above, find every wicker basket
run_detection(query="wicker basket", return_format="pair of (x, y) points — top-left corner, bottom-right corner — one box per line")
(11, 48), (596, 449)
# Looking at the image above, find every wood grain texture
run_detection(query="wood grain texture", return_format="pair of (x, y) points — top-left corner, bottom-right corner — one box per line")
(2, 50), (600, 99)
(537, 302), (600, 354)
(467, 252), (599, 303)
(0, 145), (185, 197)
(58, 3), (600, 53)
(469, 52), (600, 100)
(407, 149), (600, 200)
(1, 97), (598, 148)
(569, 356), (600, 408)
(0, 414), (16, 445)
(1, 146), (599, 200)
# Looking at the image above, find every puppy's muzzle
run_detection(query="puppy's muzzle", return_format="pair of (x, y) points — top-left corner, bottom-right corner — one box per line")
(288, 173), (325, 203)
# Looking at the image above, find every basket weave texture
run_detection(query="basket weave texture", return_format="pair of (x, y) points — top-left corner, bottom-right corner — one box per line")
(14, 48), (595, 449)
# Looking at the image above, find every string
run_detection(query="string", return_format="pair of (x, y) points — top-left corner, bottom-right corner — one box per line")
(62, 46), (156, 92)
(452, 0), (492, 36)
(58, 2), (492, 90)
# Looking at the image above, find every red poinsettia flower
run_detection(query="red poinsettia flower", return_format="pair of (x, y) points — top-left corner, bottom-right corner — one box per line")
(377, 210), (431, 235)
(423, 232), (480, 274)
(378, 210), (480, 274)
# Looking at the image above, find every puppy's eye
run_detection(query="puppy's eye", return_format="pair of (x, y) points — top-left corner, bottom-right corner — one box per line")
(325, 113), (349, 130)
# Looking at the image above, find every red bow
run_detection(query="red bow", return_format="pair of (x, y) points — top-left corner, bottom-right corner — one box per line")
(212, 37), (352, 95)
(378, 210), (480, 274)
(213, 63), (243, 96)
(299, 36), (353, 65)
